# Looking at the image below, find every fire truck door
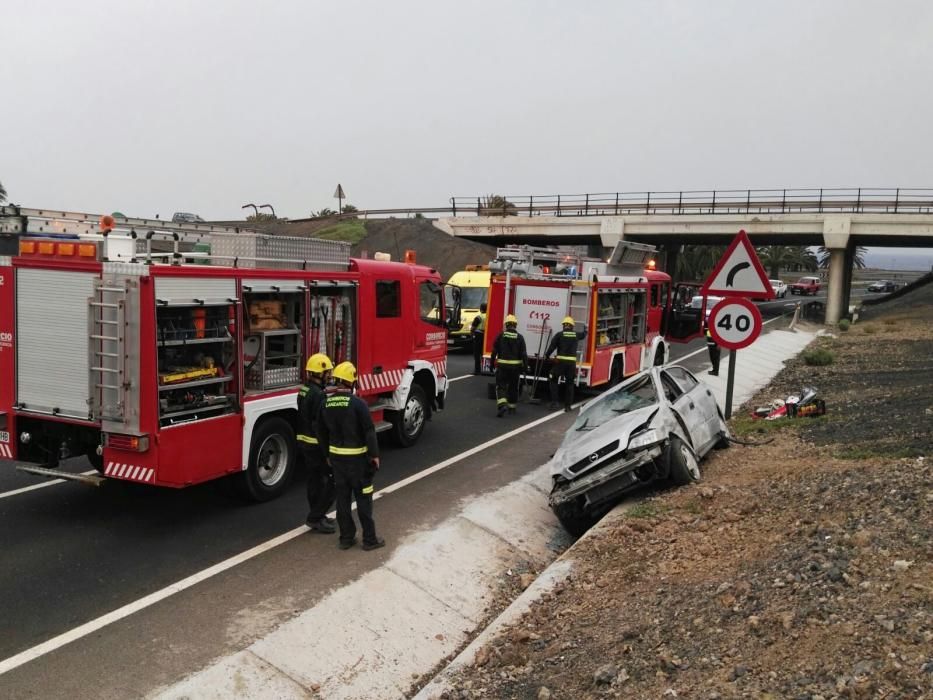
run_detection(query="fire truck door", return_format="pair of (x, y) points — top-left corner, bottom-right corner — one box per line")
(370, 277), (408, 375)
(664, 282), (704, 342)
(416, 279), (447, 355)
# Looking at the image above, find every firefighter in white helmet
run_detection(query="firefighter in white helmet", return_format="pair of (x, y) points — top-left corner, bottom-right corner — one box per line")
(490, 314), (528, 417)
(544, 316), (587, 412)
(299, 353), (336, 534)
(317, 361), (385, 551)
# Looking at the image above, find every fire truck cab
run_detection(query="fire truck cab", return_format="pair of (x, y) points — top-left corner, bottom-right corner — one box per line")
(481, 244), (702, 388)
(0, 207), (451, 501)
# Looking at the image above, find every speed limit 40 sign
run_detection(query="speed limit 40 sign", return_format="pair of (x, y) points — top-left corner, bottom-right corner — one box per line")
(708, 298), (762, 350)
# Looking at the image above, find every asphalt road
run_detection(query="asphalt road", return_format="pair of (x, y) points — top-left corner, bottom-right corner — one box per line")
(0, 328), (768, 696)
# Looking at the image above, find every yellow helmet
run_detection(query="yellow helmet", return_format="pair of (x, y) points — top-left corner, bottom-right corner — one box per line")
(505, 314), (518, 325)
(306, 353), (334, 374)
(332, 361), (357, 384)
(562, 316), (575, 326)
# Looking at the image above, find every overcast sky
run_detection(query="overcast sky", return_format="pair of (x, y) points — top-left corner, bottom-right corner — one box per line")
(3, 1), (933, 265)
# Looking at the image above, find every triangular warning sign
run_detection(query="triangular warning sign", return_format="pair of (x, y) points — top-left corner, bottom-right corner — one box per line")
(701, 230), (773, 298)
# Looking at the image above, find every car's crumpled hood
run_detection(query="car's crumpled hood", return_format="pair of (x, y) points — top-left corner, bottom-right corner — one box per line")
(548, 404), (660, 478)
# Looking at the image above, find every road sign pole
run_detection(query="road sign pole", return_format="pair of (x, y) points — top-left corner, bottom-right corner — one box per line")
(725, 349), (737, 419)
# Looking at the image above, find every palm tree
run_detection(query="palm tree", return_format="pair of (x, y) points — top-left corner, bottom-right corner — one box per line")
(817, 246), (866, 270)
(481, 194), (517, 216)
(676, 245), (726, 282)
(0, 180), (6, 204)
(756, 245), (818, 278)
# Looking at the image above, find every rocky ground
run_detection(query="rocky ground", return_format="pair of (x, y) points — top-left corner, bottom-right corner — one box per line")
(437, 292), (933, 699)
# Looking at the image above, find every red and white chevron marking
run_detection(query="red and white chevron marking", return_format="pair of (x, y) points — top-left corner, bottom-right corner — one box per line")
(357, 361), (447, 392)
(105, 461), (155, 483)
(0, 442), (12, 459)
(357, 368), (406, 392)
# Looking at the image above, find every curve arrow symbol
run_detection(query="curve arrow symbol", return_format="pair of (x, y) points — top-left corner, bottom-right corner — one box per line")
(726, 262), (750, 287)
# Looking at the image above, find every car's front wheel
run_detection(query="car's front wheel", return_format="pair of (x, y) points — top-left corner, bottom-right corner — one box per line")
(551, 496), (598, 537)
(668, 436), (701, 485)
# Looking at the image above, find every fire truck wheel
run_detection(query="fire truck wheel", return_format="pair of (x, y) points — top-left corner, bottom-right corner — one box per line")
(391, 384), (427, 447)
(86, 448), (104, 473)
(237, 416), (295, 501)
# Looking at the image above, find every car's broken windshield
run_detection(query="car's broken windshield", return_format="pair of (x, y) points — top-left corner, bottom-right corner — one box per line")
(566, 375), (658, 436)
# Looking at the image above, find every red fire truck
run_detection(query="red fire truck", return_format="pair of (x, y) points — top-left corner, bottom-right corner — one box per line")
(481, 244), (703, 387)
(0, 207), (453, 500)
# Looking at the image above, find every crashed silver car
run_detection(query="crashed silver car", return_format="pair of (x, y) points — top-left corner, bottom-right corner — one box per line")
(548, 365), (730, 535)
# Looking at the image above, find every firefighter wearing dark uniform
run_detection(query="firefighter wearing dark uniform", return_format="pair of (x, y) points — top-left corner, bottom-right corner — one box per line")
(490, 314), (528, 417)
(545, 316), (587, 412)
(471, 302), (487, 375)
(317, 361), (385, 551)
(298, 353), (336, 534)
(706, 323), (721, 376)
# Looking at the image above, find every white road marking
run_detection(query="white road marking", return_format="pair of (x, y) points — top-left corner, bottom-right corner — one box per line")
(0, 471), (98, 500)
(0, 406), (577, 677)
(447, 374), (474, 383)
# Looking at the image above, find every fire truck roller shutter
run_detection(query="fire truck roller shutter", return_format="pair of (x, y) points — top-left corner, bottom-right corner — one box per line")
(154, 277), (236, 306)
(16, 268), (98, 418)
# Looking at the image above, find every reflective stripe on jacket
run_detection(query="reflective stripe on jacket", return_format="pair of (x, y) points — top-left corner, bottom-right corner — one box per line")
(546, 328), (586, 363)
(317, 391), (379, 460)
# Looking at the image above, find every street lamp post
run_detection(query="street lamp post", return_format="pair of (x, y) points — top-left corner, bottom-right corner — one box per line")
(260, 204), (276, 219)
(242, 203), (259, 218)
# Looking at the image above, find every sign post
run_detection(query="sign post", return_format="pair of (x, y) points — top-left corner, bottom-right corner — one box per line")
(701, 230), (771, 418)
(334, 184), (346, 215)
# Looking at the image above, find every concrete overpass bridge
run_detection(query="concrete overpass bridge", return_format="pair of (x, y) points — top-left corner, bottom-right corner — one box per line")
(431, 188), (933, 324)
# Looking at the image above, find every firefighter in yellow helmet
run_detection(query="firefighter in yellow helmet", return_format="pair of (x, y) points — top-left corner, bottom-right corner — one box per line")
(489, 314), (528, 417)
(317, 361), (384, 551)
(299, 353), (336, 533)
(544, 316), (587, 412)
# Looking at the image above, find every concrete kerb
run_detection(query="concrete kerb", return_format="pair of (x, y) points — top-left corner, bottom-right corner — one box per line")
(414, 502), (632, 700)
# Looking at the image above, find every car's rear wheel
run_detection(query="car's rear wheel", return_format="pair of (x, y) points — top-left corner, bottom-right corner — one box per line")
(668, 436), (701, 485)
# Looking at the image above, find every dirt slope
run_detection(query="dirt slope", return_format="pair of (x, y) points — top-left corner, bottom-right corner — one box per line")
(440, 297), (933, 699)
(352, 218), (496, 281)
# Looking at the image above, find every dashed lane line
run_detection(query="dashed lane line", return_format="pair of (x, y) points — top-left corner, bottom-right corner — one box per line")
(0, 471), (98, 500)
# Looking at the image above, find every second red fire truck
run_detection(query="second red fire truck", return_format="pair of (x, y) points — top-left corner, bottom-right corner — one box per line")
(0, 207), (454, 500)
(480, 244), (703, 387)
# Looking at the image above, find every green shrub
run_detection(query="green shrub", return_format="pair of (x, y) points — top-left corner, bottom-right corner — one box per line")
(802, 348), (834, 366)
(837, 319), (850, 332)
(863, 325), (878, 335)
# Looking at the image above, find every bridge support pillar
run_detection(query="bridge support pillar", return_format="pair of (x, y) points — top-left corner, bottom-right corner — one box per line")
(823, 216), (852, 326)
(825, 249), (847, 324)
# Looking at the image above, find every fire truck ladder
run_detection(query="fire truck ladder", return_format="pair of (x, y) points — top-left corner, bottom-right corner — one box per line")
(567, 286), (591, 375)
(89, 281), (128, 423)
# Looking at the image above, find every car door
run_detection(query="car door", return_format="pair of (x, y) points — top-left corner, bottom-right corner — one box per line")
(658, 369), (709, 451)
(665, 366), (718, 453)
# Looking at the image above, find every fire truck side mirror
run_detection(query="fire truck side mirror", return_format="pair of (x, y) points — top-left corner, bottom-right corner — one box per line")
(444, 285), (462, 330)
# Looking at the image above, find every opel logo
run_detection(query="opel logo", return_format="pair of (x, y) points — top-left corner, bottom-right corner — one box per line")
(588, 453), (599, 462)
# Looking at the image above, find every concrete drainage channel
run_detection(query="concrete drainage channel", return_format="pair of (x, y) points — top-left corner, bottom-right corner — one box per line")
(154, 464), (574, 700)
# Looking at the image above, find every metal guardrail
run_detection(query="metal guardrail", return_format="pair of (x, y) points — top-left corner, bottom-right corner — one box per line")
(448, 188), (933, 217)
(294, 188), (933, 221)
